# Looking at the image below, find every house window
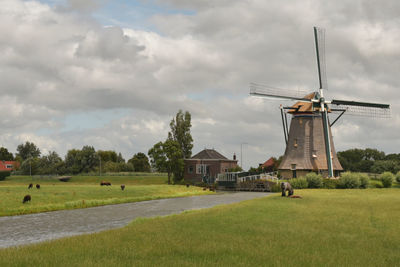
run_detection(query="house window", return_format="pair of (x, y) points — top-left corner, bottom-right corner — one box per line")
(188, 166), (194, 174)
(6, 164), (13, 169)
(196, 164), (208, 174)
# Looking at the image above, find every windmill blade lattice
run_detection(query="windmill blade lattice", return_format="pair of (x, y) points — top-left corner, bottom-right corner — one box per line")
(314, 27), (328, 90)
(250, 83), (311, 101)
(330, 102), (391, 118)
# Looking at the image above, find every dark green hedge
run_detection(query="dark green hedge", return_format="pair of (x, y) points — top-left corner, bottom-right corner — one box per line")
(0, 171), (11, 181)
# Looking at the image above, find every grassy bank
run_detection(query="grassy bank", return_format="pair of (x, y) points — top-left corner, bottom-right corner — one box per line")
(1, 189), (399, 266)
(0, 175), (212, 216)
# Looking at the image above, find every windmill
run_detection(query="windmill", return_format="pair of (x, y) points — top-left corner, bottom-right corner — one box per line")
(250, 27), (390, 178)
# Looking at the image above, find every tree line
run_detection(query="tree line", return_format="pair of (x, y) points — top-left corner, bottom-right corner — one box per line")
(0, 110), (194, 182)
(337, 148), (400, 174)
(0, 143), (151, 176)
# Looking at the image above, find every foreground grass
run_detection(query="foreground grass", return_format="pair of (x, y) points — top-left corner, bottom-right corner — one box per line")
(0, 175), (212, 216)
(1, 189), (399, 266)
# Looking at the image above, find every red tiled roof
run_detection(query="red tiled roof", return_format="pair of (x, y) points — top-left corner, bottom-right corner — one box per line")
(261, 157), (275, 168)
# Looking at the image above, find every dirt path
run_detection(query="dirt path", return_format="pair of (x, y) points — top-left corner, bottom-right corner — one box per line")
(0, 192), (272, 248)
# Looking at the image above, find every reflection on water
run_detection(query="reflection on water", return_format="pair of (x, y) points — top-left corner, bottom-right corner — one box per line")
(0, 192), (271, 248)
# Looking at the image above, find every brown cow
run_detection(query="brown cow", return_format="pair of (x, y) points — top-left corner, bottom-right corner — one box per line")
(36, 184), (40, 189)
(121, 184), (125, 191)
(23, 195), (31, 203)
(28, 183), (33, 189)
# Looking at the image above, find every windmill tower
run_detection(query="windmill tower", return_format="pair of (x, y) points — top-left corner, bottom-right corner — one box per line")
(250, 27), (390, 178)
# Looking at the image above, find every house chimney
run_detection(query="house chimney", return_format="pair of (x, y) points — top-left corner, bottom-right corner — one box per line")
(233, 153), (236, 161)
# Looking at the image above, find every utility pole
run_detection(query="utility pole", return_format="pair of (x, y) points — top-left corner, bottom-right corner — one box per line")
(240, 143), (248, 169)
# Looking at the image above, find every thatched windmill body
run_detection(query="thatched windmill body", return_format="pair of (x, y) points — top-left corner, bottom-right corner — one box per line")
(251, 27), (390, 178)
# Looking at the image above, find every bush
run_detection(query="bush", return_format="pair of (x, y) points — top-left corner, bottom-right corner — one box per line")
(0, 171), (11, 181)
(337, 172), (361, 189)
(270, 183), (282, 192)
(380, 172), (394, 188)
(323, 178), (338, 189)
(396, 171), (400, 183)
(359, 174), (370, 189)
(305, 173), (323, 188)
(290, 178), (308, 189)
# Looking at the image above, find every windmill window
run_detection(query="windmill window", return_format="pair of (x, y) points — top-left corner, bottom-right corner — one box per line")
(312, 150), (317, 158)
(294, 139), (298, 148)
(299, 118), (303, 125)
(291, 164), (297, 170)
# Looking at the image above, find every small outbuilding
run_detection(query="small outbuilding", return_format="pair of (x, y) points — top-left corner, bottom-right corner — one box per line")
(184, 149), (238, 184)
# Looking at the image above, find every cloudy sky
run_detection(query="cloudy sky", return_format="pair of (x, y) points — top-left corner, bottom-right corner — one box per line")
(1, 0), (399, 170)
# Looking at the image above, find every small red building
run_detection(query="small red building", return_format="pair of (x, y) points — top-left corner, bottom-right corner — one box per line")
(184, 149), (238, 184)
(260, 157), (276, 172)
(0, 161), (19, 171)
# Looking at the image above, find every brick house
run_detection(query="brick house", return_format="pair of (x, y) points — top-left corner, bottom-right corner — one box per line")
(184, 149), (238, 183)
(0, 161), (19, 171)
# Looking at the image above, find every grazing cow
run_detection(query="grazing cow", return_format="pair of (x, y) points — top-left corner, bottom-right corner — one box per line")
(281, 182), (294, 197)
(203, 187), (207, 191)
(100, 181), (111, 186)
(36, 184), (41, 189)
(186, 184), (190, 188)
(289, 195), (302, 199)
(121, 184), (125, 191)
(23, 195), (31, 203)
(28, 183), (33, 189)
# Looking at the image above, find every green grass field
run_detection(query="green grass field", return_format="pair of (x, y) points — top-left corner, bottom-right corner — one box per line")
(0, 189), (399, 266)
(0, 175), (212, 216)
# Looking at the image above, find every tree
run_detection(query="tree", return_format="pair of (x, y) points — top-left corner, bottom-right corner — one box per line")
(80, 146), (98, 173)
(163, 139), (184, 184)
(20, 157), (40, 175)
(148, 140), (184, 184)
(168, 110), (193, 159)
(97, 150), (118, 163)
(16, 141), (41, 161)
(37, 151), (65, 175)
(117, 152), (125, 163)
(128, 153), (150, 172)
(148, 142), (167, 173)
(0, 147), (14, 161)
(337, 148), (387, 172)
(65, 149), (82, 174)
(371, 160), (400, 174)
(65, 146), (98, 174)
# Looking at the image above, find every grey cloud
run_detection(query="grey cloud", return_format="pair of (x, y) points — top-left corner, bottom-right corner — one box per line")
(60, 0), (107, 12)
(75, 26), (145, 61)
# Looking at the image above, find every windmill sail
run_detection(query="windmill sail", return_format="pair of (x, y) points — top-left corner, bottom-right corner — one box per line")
(330, 99), (391, 118)
(250, 83), (311, 101)
(314, 27), (328, 90)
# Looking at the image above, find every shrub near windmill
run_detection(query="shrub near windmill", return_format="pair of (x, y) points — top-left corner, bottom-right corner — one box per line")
(251, 27), (390, 179)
